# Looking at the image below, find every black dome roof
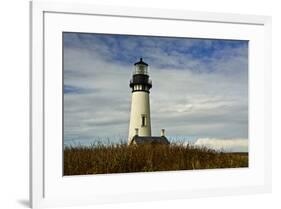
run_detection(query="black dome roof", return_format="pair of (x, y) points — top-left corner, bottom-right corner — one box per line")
(134, 58), (148, 66)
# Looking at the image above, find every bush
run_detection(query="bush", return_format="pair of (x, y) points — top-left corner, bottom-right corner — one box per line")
(63, 143), (248, 175)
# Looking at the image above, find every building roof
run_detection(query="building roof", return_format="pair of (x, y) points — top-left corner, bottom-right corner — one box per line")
(130, 136), (170, 145)
(134, 58), (148, 66)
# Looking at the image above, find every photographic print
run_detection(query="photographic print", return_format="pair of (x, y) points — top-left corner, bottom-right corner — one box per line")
(63, 32), (248, 175)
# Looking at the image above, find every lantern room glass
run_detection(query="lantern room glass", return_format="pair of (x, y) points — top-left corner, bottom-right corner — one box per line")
(134, 64), (148, 75)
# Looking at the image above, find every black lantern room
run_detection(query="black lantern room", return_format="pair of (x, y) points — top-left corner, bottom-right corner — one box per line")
(129, 58), (152, 93)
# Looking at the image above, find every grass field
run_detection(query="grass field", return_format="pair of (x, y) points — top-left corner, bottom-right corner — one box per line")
(63, 143), (248, 175)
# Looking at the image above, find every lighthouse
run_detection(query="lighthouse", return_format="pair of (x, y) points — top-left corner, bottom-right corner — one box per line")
(128, 58), (152, 144)
(128, 58), (170, 145)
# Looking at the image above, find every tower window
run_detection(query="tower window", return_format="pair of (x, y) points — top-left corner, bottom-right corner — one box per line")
(141, 115), (147, 127)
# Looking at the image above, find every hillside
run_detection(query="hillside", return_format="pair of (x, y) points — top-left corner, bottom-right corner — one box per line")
(64, 143), (248, 175)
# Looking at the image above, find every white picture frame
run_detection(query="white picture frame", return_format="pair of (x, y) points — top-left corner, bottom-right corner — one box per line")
(30, 1), (272, 208)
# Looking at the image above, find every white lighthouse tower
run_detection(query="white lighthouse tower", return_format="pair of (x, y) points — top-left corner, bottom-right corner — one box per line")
(128, 58), (152, 144)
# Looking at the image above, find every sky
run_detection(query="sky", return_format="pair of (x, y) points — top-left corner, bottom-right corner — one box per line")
(63, 32), (248, 152)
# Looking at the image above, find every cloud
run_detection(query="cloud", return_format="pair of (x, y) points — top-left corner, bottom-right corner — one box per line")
(194, 138), (248, 152)
(63, 32), (248, 150)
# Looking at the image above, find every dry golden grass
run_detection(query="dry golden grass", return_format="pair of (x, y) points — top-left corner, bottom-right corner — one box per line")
(63, 143), (248, 175)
